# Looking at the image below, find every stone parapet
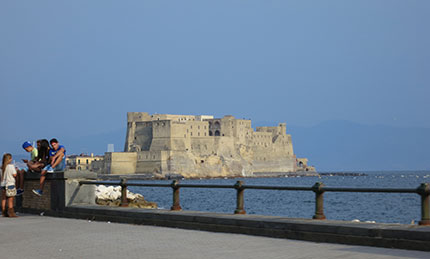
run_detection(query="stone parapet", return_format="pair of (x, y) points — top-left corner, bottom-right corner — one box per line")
(19, 171), (97, 213)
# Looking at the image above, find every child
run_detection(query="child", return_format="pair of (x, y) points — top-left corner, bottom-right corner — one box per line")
(1, 153), (18, 217)
(16, 141), (39, 196)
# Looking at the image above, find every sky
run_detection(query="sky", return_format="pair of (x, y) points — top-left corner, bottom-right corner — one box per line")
(1, 1), (429, 166)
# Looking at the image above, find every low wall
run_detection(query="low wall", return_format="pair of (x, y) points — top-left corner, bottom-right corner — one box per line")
(18, 171), (96, 213)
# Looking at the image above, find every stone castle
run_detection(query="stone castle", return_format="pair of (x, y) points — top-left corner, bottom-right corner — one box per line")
(102, 112), (314, 177)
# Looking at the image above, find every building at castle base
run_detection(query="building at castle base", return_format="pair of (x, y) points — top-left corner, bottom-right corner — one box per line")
(101, 112), (315, 178)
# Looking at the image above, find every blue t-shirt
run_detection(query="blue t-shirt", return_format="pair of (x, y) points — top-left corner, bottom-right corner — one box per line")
(49, 145), (66, 162)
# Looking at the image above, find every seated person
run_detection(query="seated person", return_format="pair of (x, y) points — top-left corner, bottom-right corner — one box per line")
(32, 138), (66, 196)
(16, 141), (39, 196)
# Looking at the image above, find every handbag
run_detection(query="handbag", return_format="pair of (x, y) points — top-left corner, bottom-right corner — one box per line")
(6, 185), (16, 197)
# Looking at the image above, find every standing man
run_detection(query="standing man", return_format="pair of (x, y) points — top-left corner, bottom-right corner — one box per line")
(32, 138), (66, 196)
(16, 141), (39, 196)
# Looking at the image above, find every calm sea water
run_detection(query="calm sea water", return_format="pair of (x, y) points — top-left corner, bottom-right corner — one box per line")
(127, 171), (430, 224)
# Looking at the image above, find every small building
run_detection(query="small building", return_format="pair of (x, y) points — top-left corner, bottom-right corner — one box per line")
(66, 153), (104, 171)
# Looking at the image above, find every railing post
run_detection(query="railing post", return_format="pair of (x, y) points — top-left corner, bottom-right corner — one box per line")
(312, 182), (326, 220)
(170, 180), (182, 211)
(417, 183), (430, 225)
(120, 178), (129, 207)
(234, 181), (246, 214)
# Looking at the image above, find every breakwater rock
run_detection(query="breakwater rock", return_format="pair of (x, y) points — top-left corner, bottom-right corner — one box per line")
(95, 185), (157, 209)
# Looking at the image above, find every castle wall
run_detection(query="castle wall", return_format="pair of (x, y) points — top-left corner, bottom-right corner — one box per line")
(124, 112), (152, 151)
(252, 158), (296, 173)
(135, 151), (170, 174)
(150, 120), (172, 151)
(105, 152), (137, 175)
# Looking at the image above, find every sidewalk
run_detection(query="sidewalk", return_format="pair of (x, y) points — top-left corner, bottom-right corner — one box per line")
(1, 214), (429, 259)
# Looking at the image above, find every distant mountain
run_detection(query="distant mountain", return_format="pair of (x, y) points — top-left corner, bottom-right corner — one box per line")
(288, 120), (430, 171)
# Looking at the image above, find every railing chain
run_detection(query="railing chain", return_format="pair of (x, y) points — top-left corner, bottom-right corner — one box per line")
(79, 179), (430, 224)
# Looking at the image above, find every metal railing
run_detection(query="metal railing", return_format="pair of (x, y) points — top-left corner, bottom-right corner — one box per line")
(79, 179), (430, 225)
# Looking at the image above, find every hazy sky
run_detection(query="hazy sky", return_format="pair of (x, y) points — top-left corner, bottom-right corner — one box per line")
(1, 1), (429, 151)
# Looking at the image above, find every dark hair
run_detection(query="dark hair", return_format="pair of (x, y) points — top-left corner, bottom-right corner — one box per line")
(50, 138), (59, 144)
(36, 139), (50, 164)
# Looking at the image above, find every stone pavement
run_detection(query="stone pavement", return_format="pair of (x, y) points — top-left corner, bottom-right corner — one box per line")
(1, 214), (429, 259)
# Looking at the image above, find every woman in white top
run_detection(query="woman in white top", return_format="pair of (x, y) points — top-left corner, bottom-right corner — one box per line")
(1, 153), (18, 217)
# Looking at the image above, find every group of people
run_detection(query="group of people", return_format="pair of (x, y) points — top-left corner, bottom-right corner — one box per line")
(0, 138), (66, 218)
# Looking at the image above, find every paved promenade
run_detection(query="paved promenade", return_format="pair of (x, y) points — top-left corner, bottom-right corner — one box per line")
(1, 214), (429, 259)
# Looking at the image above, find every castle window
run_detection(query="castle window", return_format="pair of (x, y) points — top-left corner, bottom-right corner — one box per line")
(86, 159), (89, 164)
(209, 131), (213, 136)
(191, 132), (193, 136)
(214, 121), (220, 127)
(215, 130), (220, 136)
(198, 132), (200, 136)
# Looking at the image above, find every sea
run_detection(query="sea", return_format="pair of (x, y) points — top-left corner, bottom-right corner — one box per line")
(127, 170), (430, 224)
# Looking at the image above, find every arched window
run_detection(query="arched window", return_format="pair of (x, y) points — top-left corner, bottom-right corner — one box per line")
(214, 121), (220, 128)
(215, 130), (220, 136)
(209, 131), (213, 136)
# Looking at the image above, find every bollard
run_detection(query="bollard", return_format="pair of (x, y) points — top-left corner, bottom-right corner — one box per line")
(417, 183), (430, 225)
(312, 182), (326, 220)
(234, 181), (246, 214)
(120, 178), (129, 207)
(170, 180), (182, 211)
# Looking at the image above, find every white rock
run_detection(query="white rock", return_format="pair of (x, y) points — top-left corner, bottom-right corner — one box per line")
(95, 184), (144, 203)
